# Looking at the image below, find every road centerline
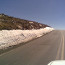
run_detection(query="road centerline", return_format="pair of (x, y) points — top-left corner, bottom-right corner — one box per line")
(61, 34), (64, 60)
(56, 31), (65, 60)
(56, 34), (62, 60)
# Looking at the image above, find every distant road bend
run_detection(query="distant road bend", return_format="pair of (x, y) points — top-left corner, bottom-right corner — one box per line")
(0, 30), (65, 65)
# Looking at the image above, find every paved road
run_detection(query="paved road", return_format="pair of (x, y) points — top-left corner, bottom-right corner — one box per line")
(0, 30), (65, 65)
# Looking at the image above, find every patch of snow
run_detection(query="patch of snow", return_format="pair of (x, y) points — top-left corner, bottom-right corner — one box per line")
(29, 22), (33, 23)
(0, 27), (54, 49)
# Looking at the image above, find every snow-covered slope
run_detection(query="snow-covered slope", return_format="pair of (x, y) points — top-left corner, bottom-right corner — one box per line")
(0, 27), (54, 49)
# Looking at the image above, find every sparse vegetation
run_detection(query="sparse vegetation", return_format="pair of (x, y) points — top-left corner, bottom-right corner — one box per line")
(0, 14), (50, 30)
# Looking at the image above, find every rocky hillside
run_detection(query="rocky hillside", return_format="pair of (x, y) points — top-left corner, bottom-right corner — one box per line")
(0, 13), (49, 30)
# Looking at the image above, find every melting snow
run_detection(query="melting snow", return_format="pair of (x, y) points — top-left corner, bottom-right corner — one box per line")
(0, 27), (54, 49)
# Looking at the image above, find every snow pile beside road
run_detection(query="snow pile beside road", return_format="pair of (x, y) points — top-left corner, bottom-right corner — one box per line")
(0, 27), (54, 49)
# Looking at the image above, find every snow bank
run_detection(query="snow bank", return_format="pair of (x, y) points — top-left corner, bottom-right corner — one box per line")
(0, 27), (54, 49)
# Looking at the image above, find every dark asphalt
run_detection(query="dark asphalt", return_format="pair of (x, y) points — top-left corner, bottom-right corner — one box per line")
(0, 30), (65, 65)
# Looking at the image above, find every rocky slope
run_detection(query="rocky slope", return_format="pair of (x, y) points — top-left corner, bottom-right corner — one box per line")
(0, 14), (54, 50)
(0, 13), (49, 30)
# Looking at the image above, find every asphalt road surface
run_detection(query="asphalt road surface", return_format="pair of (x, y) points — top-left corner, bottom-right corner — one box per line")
(0, 30), (65, 65)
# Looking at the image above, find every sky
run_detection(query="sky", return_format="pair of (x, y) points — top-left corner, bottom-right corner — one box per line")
(0, 0), (65, 29)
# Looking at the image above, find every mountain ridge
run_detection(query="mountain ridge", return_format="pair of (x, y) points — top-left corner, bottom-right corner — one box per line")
(0, 13), (50, 30)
